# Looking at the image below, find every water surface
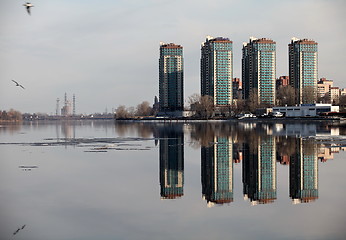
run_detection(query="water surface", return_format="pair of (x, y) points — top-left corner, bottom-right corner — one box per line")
(1, 120), (345, 240)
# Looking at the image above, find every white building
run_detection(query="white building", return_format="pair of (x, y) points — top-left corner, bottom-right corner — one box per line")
(272, 104), (339, 117)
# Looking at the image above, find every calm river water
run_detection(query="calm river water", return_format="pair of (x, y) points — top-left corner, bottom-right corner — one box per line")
(1, 120), (345, 240)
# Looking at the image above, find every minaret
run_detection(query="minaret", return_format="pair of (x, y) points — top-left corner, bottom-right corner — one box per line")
(56, 98), (60, 116)
(73, 94), (76, 116)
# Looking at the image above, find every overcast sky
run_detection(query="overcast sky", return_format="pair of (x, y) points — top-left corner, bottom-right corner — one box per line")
(1, 0), (345, 114)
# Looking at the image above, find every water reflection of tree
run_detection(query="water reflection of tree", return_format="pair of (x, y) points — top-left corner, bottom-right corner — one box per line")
(0, 123), (22, 133)
(190, 123), (238, 147)
(276, 136), (297, 157)
(114, 122), (155, 138)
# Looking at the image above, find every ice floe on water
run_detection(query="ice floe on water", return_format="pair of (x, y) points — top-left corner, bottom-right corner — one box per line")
(0, 137), (157, 152)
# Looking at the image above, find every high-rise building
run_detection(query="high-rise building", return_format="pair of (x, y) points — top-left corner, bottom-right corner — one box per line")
(289, 38), (318, 104)
(159, 42), (184, 112)
(242, 37), (276, 105)
(201, 36), (233, 106)
(201, 137), (233, 206)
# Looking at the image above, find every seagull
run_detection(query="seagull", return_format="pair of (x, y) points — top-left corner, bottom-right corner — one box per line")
(23, 2), (34, 15)
(12, 79), (25, 89)
(13, 228), (20, 235)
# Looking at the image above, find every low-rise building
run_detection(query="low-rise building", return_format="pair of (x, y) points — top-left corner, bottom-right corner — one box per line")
(272, 104), (339, 117)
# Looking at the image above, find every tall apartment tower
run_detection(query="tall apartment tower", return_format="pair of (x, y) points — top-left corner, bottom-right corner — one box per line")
(242, 37), (276, 105)
(159, 42), (184, 112)
(201, 36), (233, 106)
(289, 38), (318, 104)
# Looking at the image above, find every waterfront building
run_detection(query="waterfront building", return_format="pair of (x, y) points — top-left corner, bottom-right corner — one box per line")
(201, 137), (233, 206)
(290, 138), (318, 203)
(242, 135), (277, 205)
(289, 38), (318, 104)
(201, 36), (233, 106)
(242, 37), (276, 106)
(272, 103), (339, 117)
(158, 125), (184, 199)
(159, 42), (184, 112)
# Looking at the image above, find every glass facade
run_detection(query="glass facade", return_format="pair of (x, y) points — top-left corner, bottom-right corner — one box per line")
(289, 38), (318, 104)
(242, 38), (276, 105)
(159, 43), (184, 111)
(201, 37), (233, 106)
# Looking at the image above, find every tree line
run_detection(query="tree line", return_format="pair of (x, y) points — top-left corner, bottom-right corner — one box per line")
(0, 109), (22, 121)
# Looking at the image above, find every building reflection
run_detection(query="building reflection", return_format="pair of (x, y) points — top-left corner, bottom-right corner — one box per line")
(243, 135), (277, 205)
(157, 124), (184, 199)
(201, 137), (233, 206)
(109, 121), (344, 205)
(290, 139), (318, 204)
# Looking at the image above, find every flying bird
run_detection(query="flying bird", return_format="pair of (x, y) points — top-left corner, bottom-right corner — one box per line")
(13, 228), (20, 235)
(12, 79), (25, 89)
(23, 2), (34, 15)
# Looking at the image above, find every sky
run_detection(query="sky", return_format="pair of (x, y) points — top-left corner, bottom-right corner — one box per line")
(0, 0), (345, 114)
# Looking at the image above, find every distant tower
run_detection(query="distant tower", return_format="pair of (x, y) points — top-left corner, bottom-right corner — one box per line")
(56, 98), (60, 116)
(61, 93), (72, 117)
(73, 94), (76, 116)
(64, 93), (68, 108)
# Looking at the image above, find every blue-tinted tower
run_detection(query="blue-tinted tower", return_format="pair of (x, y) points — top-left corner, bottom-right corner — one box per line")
(242, 37), (276, 105)
(289, 38), (318, 104)
(201, 36), (233, 106)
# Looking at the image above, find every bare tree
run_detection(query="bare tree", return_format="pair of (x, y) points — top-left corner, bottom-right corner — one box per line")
(135, 101), (152, 116)
(246, 88), (259, 113)
(189, 94), (214, 119)
(317, 93), (330, 104)
(340, 95), (346, 111)
(115, 105), (129, 119)
(276, 85), (296, 106)
(302, 86), (317, 104)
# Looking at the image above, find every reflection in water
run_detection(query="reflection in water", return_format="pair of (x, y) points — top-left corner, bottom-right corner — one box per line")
(243, 135), (277, 205)
(201, 137), (233, 206)
(111, 121), (345, 205)
(157, 124), (184, 199)
(1, 121), (345, 207)
(290, 139), (318, 204)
